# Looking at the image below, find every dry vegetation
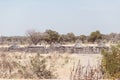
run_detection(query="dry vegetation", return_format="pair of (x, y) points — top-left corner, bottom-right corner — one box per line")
(0, 51), (102, 79)
(0, 30), (120, 80)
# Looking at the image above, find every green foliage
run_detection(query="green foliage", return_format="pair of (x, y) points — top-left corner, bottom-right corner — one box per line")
(59, 33), (76, 43)
(44, 29), (60, 44)
(101, 44), (120, 79)
(66, 33), (76, 42)
(78, 35), (87, 42)
(88, 30), (102, 42)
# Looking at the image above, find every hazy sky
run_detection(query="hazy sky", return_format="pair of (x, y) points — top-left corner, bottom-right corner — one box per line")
(0, 0), (120, 36)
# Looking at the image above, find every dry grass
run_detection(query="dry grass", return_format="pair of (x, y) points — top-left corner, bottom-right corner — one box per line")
(0, 51), (101, 79)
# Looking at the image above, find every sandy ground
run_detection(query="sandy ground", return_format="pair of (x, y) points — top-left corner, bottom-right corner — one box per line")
(0, 51), (102, 79)
(0, 43), (114, 48)
(52, 54), (102, 79)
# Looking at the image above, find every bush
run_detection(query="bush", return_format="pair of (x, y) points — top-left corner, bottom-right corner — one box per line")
(44, 29), (60, 44)
(101, 44), (120, 79)
(26, 30), (43, 45)
(31, 53), (54, 79)
(88, 30), (102, 43)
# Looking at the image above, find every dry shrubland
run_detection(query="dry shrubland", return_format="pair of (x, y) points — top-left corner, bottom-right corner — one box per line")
(0, 52), (54, 79)
(0, 51), (102, 79)
(1, 30), (120, 46)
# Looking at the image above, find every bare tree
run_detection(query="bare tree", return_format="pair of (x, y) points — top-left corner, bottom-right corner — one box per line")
(26, 30), (43, 45)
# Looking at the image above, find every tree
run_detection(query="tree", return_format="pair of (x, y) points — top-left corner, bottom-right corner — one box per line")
(58, 33), (76, 43)
(107, 33), (120, 43)
(44, 29), (60, 44)
(66, 32), (76, 42)
(26, 30), (43, 45)
(88, 30), (102, 43)
(58, 34), (67, 43)
(101, 44), (120, 79)
(78, 35), (87, 43)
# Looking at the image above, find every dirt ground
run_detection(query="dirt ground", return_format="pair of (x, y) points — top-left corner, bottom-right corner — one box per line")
(0, 51), (102, 79)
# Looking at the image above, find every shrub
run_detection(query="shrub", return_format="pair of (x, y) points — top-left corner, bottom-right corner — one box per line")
(88, 30), (102, 43)
(101, 44), (120, 79)
(31, 53), (54, 79)
(26, 30), (43, 45)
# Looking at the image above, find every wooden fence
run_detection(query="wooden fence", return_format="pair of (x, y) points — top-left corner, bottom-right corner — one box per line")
(0, 45), (109, 54)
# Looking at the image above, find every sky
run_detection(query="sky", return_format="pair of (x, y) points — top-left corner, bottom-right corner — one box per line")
(0, 0), (120, 36)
